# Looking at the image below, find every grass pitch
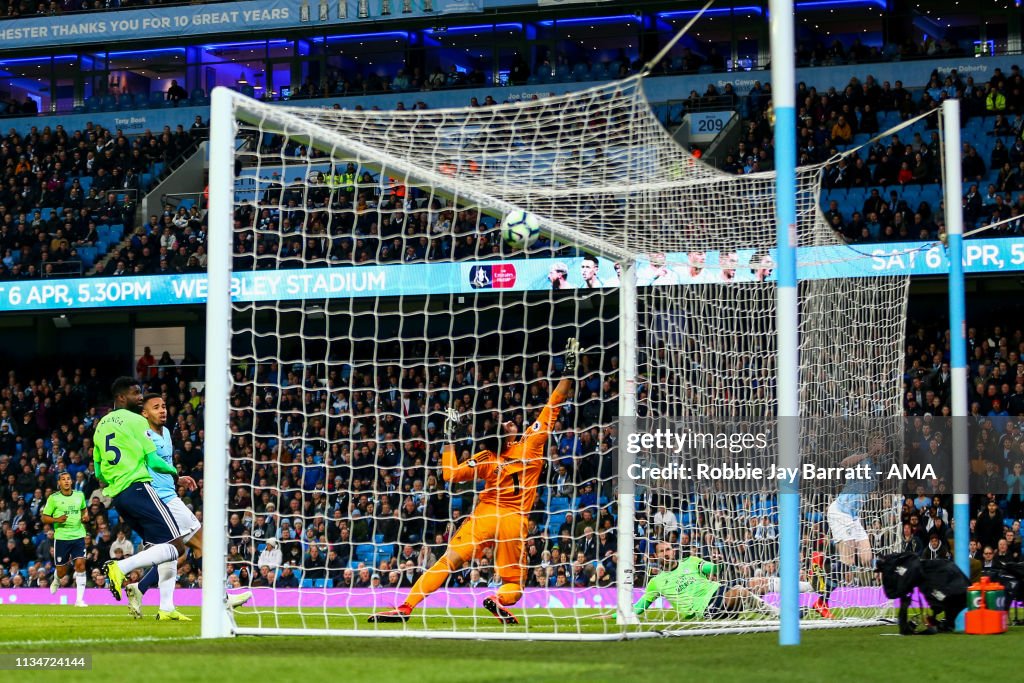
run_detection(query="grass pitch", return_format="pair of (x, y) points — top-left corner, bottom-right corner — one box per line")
(1, 604), (1020, 682)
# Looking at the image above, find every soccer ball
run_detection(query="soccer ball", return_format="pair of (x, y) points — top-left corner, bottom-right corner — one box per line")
(500, 210), (541, 250)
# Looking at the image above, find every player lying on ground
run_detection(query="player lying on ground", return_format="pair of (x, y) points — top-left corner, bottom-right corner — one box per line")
(633, 542), (821, 620)
(124, 394), (251, 620)
(41, 471), (89, 607)
(370, 338), (580, 625)
(93, 377), (188, 611)
(826, 434), (884, 588)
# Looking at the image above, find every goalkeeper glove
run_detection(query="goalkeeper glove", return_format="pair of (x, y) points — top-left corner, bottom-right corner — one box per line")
(443, 408), (469, 441)
(561, 337), (580, 377)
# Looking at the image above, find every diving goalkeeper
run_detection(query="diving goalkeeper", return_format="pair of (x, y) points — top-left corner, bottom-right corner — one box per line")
(370, 338), (580, 626)
(634, 542), (783, 619)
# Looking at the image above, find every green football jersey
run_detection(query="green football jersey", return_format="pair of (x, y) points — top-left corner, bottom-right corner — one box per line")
(634, 556), (721, 619)
(42, 490), (86, 541)
(92, 409), (158, 498)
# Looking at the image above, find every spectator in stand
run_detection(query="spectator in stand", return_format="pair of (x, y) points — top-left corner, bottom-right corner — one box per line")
(975, 499), (1005, 550)
(135, 346), (157, 381)
(109, 528), (133, 558)
(962, 145), (987, 182)
(923, 532), (950, 560)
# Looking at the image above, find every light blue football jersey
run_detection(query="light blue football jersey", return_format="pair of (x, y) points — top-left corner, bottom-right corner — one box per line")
(146, 425), (177, 502)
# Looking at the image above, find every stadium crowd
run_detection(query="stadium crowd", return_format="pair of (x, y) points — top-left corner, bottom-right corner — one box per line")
(724, 64), (1024, 242)
(4, 49), (1024, 285)
(0, 118), (208, 280)
(1, 314), (1024, 592)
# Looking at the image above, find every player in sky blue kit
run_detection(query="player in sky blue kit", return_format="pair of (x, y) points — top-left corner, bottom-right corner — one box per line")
(125, 394), (251, 620)
(826, 434), (884, 583)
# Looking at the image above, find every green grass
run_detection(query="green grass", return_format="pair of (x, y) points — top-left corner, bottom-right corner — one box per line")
(1, 605), (1021, 682)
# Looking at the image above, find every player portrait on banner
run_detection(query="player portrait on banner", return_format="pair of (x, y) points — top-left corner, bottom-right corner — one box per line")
(637, 253), (678, 286)
(719, 251), (739, 282)
(669, 250), (711, 284)
(750, 251), (775, 282)
(548, 261), (571, 289)
(580, 255), (604, 288)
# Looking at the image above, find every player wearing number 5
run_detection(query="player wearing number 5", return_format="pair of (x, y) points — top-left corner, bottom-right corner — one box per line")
(371, 338), (580, 625)
(92, 377), (185, 605)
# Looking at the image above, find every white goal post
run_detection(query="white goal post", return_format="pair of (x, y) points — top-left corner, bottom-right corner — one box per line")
(202, 80), (909, 640)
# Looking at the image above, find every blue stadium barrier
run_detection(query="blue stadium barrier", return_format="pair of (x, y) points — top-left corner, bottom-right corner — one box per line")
(313, 579), (328, 588)
(373, 534), (385, 544)
(301, 579), (314, 588)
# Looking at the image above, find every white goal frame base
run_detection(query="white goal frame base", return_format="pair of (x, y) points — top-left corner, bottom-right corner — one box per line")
(232, 618), (891, 641)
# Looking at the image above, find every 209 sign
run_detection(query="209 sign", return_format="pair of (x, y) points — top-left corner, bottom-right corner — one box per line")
(688, 112), (733, 143)
(695, 117), (725, 133)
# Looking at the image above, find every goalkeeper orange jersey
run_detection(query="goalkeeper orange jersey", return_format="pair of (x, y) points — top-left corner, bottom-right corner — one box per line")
(448, 393), (564, 512)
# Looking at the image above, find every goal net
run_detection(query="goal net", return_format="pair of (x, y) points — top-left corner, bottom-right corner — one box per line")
(202, 77), (909, 639)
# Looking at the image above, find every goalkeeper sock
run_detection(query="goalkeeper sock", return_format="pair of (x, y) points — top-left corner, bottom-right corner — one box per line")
(404, 556), (453, 609)
(157, 560), (177, 613)
(118, 543), (179, 575)
(137, 565), (160, 595)
(74, 572), (86, 603)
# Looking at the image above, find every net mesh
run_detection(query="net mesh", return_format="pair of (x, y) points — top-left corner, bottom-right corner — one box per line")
(216, 76), (910, 637)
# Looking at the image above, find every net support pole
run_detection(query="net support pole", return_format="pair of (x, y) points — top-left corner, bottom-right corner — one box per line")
(770, 0), (800, 647)
(942, 98), (970, 631)
(615, 260), (639, 626)
(201, 86), (235, 639)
